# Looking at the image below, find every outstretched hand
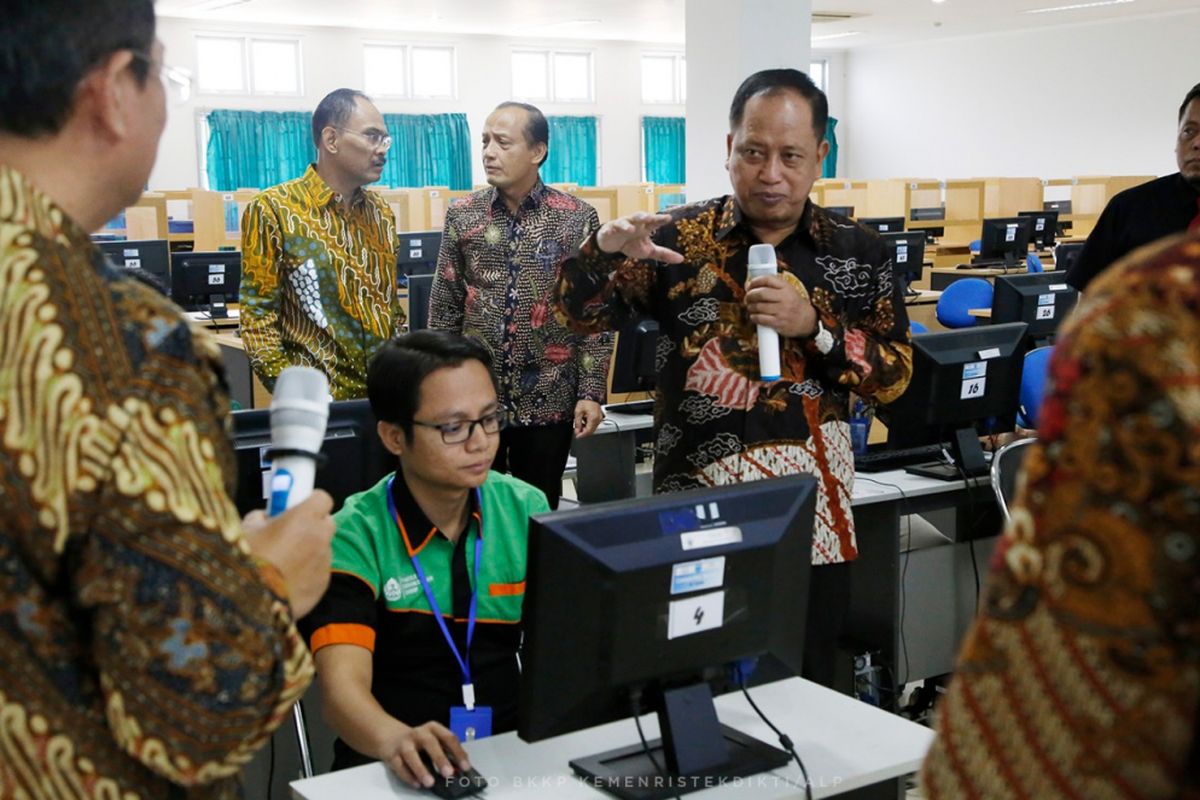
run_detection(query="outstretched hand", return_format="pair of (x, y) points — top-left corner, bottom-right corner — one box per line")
(595, 212), (684, 264)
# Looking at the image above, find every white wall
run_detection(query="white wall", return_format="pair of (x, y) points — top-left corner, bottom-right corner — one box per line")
(151, 16), (685, 190)
(843, 11), (1200, 180)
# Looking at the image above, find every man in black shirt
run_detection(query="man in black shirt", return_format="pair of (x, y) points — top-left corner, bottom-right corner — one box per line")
(1067, 82), (1200, 290)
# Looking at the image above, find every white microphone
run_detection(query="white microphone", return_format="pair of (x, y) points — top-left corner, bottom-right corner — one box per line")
(747, 244), (781, 382)
(266, 366), (330, 517)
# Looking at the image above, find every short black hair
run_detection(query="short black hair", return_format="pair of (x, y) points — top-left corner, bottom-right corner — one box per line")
(728, 68), (828, 144)
(312, 88), (371, 148)
(495, 102), (549, 167)
(367, 331), (498, 441)
(0, 0), (156, 137)
(1181, 83), (1200, 121)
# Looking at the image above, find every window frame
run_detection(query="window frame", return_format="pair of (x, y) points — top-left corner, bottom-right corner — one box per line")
(640, 51), (686, 105)
(193, 33), (304, 98)
(510, 47), (595, 104)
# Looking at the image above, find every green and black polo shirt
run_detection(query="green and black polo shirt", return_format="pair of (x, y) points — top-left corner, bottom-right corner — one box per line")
(300, 469), (549, 769)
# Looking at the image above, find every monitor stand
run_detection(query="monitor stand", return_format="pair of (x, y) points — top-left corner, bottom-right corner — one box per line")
(905, 427), (990, 481)
(569, 682), (789, 800)
(208, 293), (229, 319)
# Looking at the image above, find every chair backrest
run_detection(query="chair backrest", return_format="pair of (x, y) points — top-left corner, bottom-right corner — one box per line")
(911, 320), (928, 335)
(936, 277), (993, 329)
(969, 238), (981, 253)
(990, 437), (1036, 523)
(1026, 252), (1044, 273)
(1019, 345), (1054, 428)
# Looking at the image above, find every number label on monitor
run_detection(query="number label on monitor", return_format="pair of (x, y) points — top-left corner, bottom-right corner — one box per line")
(670, 557), (725, 595)
(409, 248), (423, 259)
(1005, 225), (1018, 242)
(961, 377), (986, 399)
(208, 274), (225, 286)
(879, 223), (890, 231)
(896, 246), (908, 263)
(1036, 305), (1056, 320)
(667, 591), (725, 640)
(1035, 219), (1046, 231)
(124, 258), (141, 268)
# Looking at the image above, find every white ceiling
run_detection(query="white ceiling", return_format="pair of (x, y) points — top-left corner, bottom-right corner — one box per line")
(156, 0), (1200, 49)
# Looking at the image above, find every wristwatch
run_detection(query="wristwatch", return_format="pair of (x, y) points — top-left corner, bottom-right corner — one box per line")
(810, 320), (834, 355)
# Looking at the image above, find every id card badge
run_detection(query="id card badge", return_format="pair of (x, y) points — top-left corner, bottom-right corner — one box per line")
(449, 705), (493, 742)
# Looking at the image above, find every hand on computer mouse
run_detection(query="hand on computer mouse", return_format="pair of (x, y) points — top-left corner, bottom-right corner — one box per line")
(376, 720), (469, 790)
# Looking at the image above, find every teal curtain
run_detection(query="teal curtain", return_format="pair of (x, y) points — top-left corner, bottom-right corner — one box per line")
(206, 109), (312, 191)
(380, 113), (472, 190)
(642, 116), (685, 184)
(822, 117), (839, 179)
(544, 116), (597, 187)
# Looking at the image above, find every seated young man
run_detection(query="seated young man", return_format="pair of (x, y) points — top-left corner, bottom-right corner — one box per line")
(300, 330), (550, 789)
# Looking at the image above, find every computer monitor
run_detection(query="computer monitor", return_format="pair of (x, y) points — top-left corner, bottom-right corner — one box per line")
(396, 230), (442, 278)
(406, 273), (433, 331)
(1043, 199), (1072, 215)
(910, 206), (945, 221)
(96, 238), (171, 296)
(170, 250), (241, 315)
(880, 231), (926, 296)
(858, 216), (905, 234)
(230, 399), (394, 516)
(824, 205), (854, 218)
(1017, 210), (1058, 251)
(881, 322), (1028, 479)
(976, 217), (1032, 267)
(990, 273), (1078, 348)
(610, 318), (659, 394)
(519, 476), (817, 799)
(1054, 241), (1084, 274)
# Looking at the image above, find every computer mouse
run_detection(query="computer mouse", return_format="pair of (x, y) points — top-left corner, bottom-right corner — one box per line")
(418, 751), (488, 799)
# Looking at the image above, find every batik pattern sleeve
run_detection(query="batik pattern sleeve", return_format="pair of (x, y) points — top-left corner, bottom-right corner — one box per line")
(802, 234), (913, 404)
(239, 195), (288, 391)
(74, 316), (313, 787)
(428, 212), (467, 333)
(555, 232), (660, 335)
(921, 234), (1200, 800)
(570, 205), (614, 403)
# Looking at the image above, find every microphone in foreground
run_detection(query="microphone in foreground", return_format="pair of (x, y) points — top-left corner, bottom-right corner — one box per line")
(267, 366), (330, 517)
(747, 244), (781, 382)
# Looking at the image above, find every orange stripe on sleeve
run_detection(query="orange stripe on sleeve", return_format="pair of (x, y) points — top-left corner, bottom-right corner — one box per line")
(310, 623), (376, 655)
(489, 581), (526, 597)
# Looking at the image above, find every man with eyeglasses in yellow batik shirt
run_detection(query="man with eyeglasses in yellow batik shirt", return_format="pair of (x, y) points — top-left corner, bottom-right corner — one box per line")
(241, 88), (404, 400)
(299, 331), (549, 786)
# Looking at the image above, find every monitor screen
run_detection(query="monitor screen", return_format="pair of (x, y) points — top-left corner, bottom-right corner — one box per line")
(909, 206), (945, 221)
(858, 216), (905, 234)
(1043, 199), (1072, 215)
(1054, 242), (1084, 274)
(96, 238), (171, 296)
(977, 217), (1032, 266)
(518, 475), (816, 792)
(824, 205), (854, 218)
(881, 322), (1027, 477)
(610, 318), (659, 395)
(396, 230), (442, 278)
(230, 399), (394, 516)
(406, 273), (433, 331)
(170, 250), (241, 312)
(1017, 210), (1058, 251)
(880, 231), (926, 292)
(990, 272), (1078, 346)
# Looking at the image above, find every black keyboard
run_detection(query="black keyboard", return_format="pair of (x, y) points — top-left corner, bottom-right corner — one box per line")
(607, 400), (654, 416)
(854, 444), (946, 473)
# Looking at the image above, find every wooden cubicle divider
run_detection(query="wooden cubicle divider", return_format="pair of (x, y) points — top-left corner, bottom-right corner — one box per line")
(981, 177), (1043, 218)
(653, 183), (686, 211)
(814, 179), (869, 214)
(119, 193), (168, 240)
(568, 187), (621, 224)
(192, 189), (258, 250)
(1068, 175), (1154, 238)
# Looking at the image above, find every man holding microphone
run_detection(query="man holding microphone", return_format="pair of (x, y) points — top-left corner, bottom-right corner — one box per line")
(556, 68), (912, 685)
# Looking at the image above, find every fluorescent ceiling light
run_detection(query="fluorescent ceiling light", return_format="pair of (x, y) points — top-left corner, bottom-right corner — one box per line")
(1025, 0), (1134, 13)
(811, 31), (862, 41)
(186, 0), (251, 10)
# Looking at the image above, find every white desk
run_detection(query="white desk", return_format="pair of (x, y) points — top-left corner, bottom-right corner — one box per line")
(290, 678), (934, 800)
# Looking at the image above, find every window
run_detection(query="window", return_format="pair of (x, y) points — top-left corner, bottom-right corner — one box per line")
(511, 49), (593, 102)
(809, 60), (827, 93)
(195, 34), (302, 96)
(362, 43), (456, 99)
(641, 53), (685, 104)
(411, 46), (455, 99)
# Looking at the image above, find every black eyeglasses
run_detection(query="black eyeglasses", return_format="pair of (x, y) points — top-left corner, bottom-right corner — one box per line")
(411, 407), (510, 444)
(335, 127), (393, 151)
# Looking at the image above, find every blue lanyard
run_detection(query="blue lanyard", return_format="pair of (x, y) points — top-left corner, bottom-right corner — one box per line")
(386, 477), (483, 707)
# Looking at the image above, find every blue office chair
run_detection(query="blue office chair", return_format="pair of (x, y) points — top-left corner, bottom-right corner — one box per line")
(935, 277), (993, 329)
(1018, 345), (1054, 428)
(969, 238), (981, 254)
(1026, 253), (1044, 273)
(910, 320), (928, 335)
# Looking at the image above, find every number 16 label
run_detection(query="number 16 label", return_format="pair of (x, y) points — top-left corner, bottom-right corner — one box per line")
(961, 377), (986, 399)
